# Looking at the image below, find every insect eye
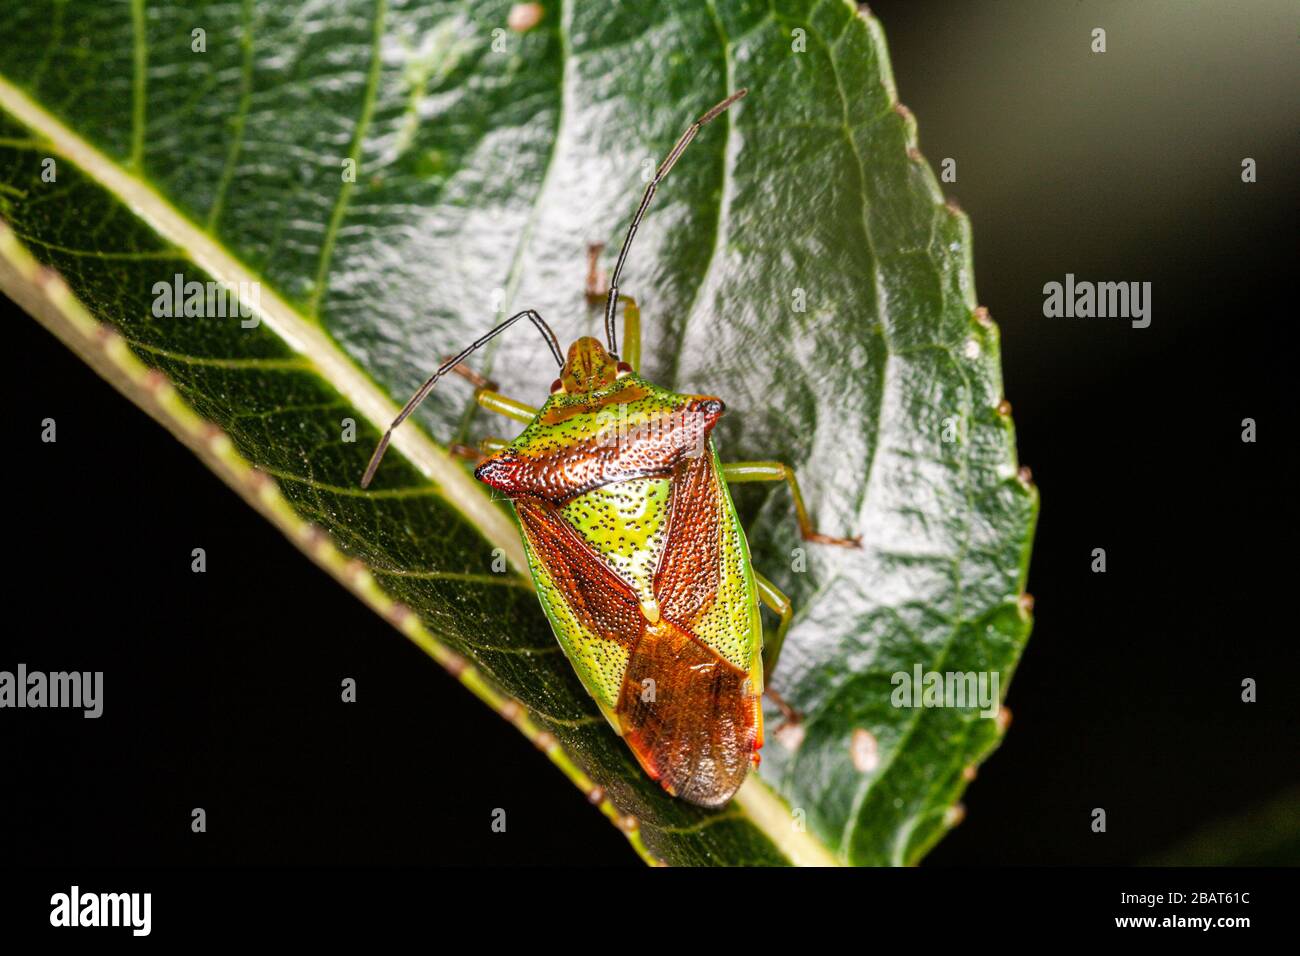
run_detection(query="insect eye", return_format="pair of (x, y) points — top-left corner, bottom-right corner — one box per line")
(615, 362), (633, 377)
(550, 378), (565, 394)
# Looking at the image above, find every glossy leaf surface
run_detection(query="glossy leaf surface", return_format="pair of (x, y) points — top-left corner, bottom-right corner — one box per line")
(0, 0), (1037, 865)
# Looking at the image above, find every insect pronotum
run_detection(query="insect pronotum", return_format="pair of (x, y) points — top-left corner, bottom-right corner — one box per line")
(362, 89), (861, 807)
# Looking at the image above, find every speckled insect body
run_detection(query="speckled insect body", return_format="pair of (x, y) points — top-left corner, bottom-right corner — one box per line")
(362, 90), (859, 807)
(476, 342), (764, 804)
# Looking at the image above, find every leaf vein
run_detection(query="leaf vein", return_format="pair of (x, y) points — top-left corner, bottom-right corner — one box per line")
(207, 0), (256, 231)
(306, 0), (388, 318)
(667, 0), (734, 391)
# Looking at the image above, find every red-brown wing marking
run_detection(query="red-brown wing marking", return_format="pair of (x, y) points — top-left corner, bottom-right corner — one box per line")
(616, 618), (761, 807)
(520, 450), (759, 807)
(515, 499), (645, 650)
(475, 398), (725, 505)
(652, 451), (723, 628)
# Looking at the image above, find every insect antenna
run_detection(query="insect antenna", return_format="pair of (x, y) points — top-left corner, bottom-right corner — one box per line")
(360, 309), (564, 488)
(603, 87), (748, 358)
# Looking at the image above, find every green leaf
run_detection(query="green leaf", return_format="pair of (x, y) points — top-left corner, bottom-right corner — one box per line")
(0, 0), (1037, 866)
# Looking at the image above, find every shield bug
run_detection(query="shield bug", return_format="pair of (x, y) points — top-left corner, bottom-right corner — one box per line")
(361, 89), (860, 807)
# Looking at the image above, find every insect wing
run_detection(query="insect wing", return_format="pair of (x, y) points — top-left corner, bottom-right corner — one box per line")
(617, 447), (764, 806)
(516, 498), (644, 727)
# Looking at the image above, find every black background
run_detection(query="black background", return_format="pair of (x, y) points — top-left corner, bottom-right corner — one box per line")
(4, 1), (1297, 868)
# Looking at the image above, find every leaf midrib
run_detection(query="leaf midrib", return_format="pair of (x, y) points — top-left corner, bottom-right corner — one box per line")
(0, 72), (531, 578)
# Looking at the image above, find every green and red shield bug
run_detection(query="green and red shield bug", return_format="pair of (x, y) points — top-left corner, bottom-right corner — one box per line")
(361, 89), (860, 807)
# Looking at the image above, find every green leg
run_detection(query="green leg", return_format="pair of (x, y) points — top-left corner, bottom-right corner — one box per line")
(584, 243), (640, 371)
(475, 389), (536, 424)
(619, 295), (641, 372)
(754, 570), (803, 725)
(444, 358), (536, 424)
(449, 436), (509, 464)
(721, 461), (862, 547)
(754, 570), (793, 677)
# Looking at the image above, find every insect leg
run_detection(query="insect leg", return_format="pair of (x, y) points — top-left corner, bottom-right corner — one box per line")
(721, 462), (863, 547)
(475, 389), (537, 424)
(442, 352), (535, 425)
(753, 570), (803, 726)
(585, 242), (608, 301)
(753, 570), (793, 677)
(441, 355), (498, 391)
(587, 244), (641, 371)
(619, 296), (641, 372)
(448, 436), (509, 464)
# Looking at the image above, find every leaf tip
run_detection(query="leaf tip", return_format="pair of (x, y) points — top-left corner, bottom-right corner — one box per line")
(996, 706), (1013, 734)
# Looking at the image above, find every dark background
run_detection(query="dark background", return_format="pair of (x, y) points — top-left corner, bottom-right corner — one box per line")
(4, 1), (1297, 866)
